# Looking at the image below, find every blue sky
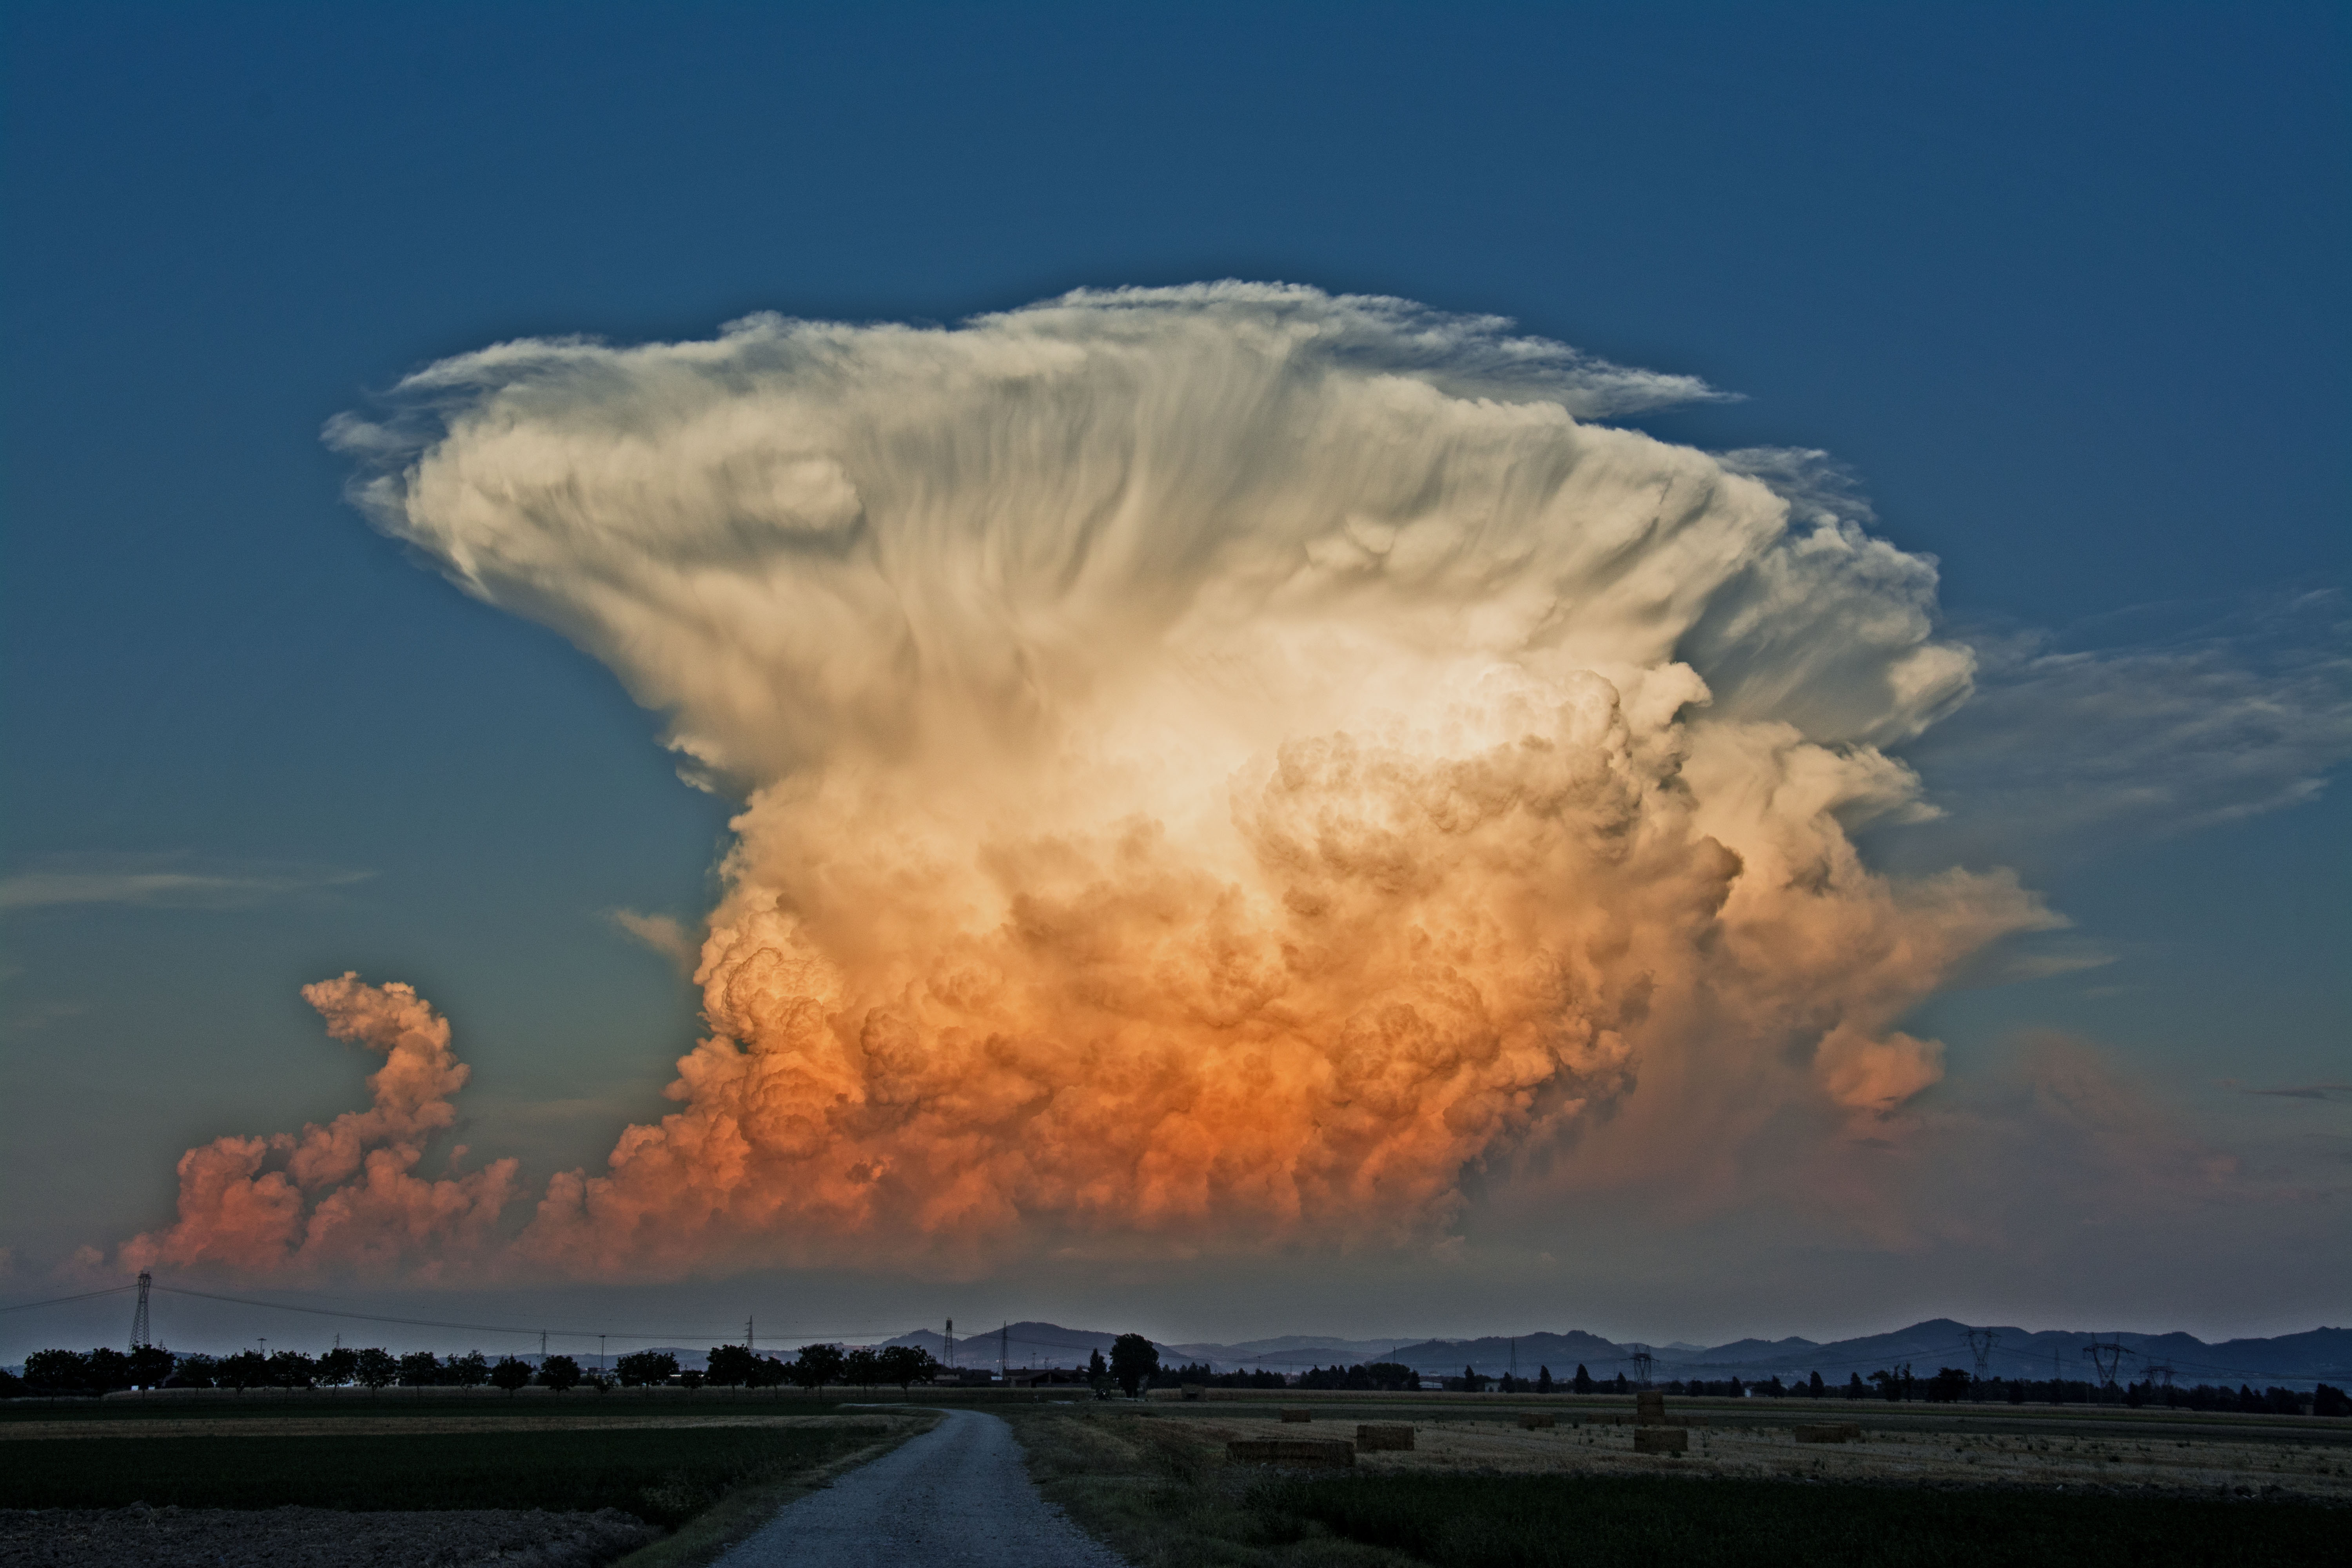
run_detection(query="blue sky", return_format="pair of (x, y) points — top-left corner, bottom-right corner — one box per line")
(2, 2), (2345, 1352)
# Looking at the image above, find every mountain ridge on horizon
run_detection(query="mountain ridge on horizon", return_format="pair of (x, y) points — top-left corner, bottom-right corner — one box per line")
(864, 1317), (2350, 1387)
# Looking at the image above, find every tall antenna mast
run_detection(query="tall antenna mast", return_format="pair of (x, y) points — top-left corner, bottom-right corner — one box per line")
(1000, 1322), (1008, 1382)
(130, 1270), (151, 1351)
(746, 1316), (755, 1352)
(946, 1318), (955, 1368)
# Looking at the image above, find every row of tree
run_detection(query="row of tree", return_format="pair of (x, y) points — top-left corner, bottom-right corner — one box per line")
(1293, 1361), (1422, 1392)
(1, 1342), (960, 1398)
(0, 1346), (595, 1396)
(1275, 1360), (2350, 1415)
(697, 1342), (941, 1392)
(14, 1341), (2337, 1415)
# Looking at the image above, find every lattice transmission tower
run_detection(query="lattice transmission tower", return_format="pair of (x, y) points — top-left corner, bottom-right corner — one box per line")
(1963, 1327), (1998, 1381)
(130, 1271), (151, 1351)
(2083, 1337), (2128, 1388)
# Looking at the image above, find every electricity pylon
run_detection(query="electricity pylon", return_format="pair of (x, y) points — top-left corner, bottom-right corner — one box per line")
(1630, 1346), (1653, 1387)
(1963, 1327), (1998, 1381)
(2083, 1337), (2128, 1388)
(130, 1271), (151, 1351)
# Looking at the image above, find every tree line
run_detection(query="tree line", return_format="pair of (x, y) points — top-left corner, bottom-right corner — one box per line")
(0, 1341), (944, 1398)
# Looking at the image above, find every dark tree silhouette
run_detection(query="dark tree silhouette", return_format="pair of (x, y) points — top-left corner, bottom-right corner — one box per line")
(23, 1350), (91, 1394)
(353, 1347), (397, 1391)
(706, 1345), (758, 1387)
(617, 1351), (679, 1387)
(1110, 1334), (1160, 1399)
(1572, 1364), (1593, 1395)
(316, 1347), (358, 1388)
(218, 1350), (270, 1393)
(127, 1345), (175, 1388)
(879, 1345), (938, 1391)
(490, 1356), (532, 1395)
(167, 1353), (218, 1389)
(538, 1354), (582, 1392)
(791, 1343), (846, 1397)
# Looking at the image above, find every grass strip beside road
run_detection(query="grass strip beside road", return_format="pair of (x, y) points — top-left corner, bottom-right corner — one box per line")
(1016, 1406), (1412, 1566)
(0, 1421), (892, 1528)
(608, 1409), (939, 1568)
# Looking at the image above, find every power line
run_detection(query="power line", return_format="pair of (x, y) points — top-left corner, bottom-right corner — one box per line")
(0, 1285), (136, 1314)
(146, 1287), (890, 1347)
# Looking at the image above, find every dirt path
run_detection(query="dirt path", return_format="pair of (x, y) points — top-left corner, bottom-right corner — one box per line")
(713, 1408), (1125, 1568)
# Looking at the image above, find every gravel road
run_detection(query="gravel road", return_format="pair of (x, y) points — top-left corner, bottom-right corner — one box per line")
(714, 1408), (1126, 1568)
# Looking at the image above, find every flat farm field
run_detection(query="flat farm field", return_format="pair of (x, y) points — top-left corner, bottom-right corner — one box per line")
(1015, 1397), (2351, 1568)
(0, 1393), (929, 1568)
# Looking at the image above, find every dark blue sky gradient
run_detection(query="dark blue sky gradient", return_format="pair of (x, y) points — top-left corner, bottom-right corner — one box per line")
(3, 2), (2344, 1336)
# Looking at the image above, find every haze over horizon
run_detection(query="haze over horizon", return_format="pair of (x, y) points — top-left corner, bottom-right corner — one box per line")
(4, 4), (2345, 1356)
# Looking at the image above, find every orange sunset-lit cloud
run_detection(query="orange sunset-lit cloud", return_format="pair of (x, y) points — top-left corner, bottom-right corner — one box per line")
(130, 285), (2053, 1281)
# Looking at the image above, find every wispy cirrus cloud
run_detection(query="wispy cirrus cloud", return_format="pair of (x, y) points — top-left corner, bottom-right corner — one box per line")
(1871, 589), (2352, 872)
(0, 854), (371, 913)
(2244, 1082), (2352, 1103)
(608, 908), (699, 973)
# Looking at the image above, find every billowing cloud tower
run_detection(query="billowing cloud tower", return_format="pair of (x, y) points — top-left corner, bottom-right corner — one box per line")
(150, 285), (2051, 1280)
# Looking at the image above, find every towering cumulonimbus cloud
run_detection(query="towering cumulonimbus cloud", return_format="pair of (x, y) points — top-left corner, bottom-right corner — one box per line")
(125, 975), (517, 1276)
(149, 283), (2046, 1279)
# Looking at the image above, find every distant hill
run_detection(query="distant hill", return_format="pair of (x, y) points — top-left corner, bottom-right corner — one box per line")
(878, 1321), (1187, 1371)
(635, 1318), (2348, 1387)
(871, 1319), (2351, 1386)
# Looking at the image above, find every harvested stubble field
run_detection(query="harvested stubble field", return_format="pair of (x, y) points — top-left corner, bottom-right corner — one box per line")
(0, 1396), (926, 1568)
(1175, 1409), (2352, 1500)
(1011, 1401), (2348, 1568)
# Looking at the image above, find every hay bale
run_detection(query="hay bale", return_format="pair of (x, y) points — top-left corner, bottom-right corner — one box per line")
(1356, 1423), (1415, 1451)
(1634, 1391), (1667, 1425)
(1518, 1412), (1556, 1429)
(1278, 1406), (1313, 1423)
(1794, 1423), (1862, 1444)
(1632, 1425), (1688, 1454)
(1228, 1437), (1356, 1467)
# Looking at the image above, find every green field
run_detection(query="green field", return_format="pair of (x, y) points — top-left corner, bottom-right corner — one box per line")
(1250, 1471), (2345, 1568)
(0, 1425), (877, 1528)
